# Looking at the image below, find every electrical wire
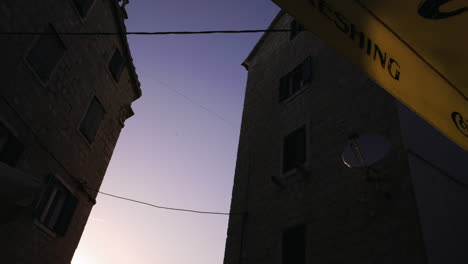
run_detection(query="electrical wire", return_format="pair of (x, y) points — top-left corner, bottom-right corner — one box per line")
(407, 149), (468, 191)
(0, 29), (293, 36)
(138, 71), (235, 128)
(86, 187), (242, 216)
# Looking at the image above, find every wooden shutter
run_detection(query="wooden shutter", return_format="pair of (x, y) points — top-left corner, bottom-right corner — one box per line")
(290, 20), (298, 40)
(73, 0), (94, 17)
(56, 193), (78, 236)
(295, 126), (306, 166)
(80, 97), (105, 143)
(283, 134), (295, 172)
(35, 175), (57, 218)
(108, 49), (125, 81)
(26, 26), (65, 82)
(279, 76), (289, 101)
(302, 56), (313, 83)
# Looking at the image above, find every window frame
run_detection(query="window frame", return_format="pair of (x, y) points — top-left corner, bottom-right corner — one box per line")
(35, 175), (78, 236)
(71, 0), (96, 19)
(282, 224), (307, 264)
(282, 125), (308, 175)
(108, 48), (126, 82)
(25, 24), (66, 85)
(279, 56), (313, 102)
(79, 96), (106, 144)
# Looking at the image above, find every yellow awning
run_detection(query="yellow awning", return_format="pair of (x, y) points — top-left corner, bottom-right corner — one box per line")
(272, 0), (468, 150)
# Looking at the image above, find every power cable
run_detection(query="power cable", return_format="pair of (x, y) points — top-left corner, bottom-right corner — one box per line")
(86, 187), (242, 216)
(0, 29), (293, 36)
(407, 149), (468, 191)
(139, 71), (235, 128)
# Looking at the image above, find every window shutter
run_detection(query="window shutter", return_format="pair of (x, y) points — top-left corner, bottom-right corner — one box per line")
(295, 127), (306, 166)
(279, 76), (289, 101)
(293, 66), (303, 92)
(302, 56), (313, 83)
(108, 49), (125, 81)
(35, 175), (56, 217)
(73, 0), (94, 17)
(26, 26), (65, 82)
(56, 194), (78, 236)
(290, 20), (297, 40)
(80, 97), (105, 143)
(283, 135), (296, 173)
(44, 188), (67, 229)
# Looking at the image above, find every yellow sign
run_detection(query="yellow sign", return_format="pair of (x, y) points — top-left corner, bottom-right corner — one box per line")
(273, 0), (468, 150)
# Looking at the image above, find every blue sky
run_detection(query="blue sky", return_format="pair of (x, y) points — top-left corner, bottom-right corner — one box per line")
(72, 1), (280, 263)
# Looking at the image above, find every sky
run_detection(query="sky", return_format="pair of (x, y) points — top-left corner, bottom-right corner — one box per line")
(72, 1), (280, 263)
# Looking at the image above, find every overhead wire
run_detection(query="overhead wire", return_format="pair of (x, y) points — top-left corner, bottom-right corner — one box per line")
(85, 187), (242, 216)
(138, 71), (236, 128)
(0, 29), (293, 36)
(407, 149), (468, 191)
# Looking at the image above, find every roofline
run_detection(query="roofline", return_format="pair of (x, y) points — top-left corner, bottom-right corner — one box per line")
(241, 10), (286, 71)
(109, 0), (142, 101)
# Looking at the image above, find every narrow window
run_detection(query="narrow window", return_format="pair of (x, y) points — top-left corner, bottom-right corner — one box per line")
(283, 126), (306, 173)
(36, 176), (78, 235)
(73, 0), (95, 17)
(282, 225), (306, 264)
(278, 56), (313, 102)
(108, 49), (125, 82)
(290, 19), (305, 40)
(0, 123), (24, 167)
(26, 26), (65, 82)
(80, 97), (105, 143)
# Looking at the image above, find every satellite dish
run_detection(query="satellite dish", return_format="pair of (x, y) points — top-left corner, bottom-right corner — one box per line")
(342, 134), (391, 168)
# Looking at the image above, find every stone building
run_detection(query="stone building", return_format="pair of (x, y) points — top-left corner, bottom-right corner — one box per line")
(0, 0), (141, 262)
(224, 11), (468, 264)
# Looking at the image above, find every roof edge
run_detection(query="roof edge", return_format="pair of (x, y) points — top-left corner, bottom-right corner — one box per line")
(109, 0), (142, 101)
(242, 10), (286, 71)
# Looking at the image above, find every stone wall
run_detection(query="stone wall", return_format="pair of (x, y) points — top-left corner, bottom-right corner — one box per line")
(0, 0), (140, 262)
(224, 12), (426, 264)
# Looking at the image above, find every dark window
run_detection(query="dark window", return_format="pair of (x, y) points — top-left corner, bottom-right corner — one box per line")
(73, 0), (95, 17)
(0, 123), (24, 167)
(279, 56), (313, 102)
(36, 176), (78, 235)
(80, 97), (105, 143)
(26, 26), (65, 83)
(290, 20), (305, 40)
(282, 225), (306, 264)
(283, 126), (306, 173)
(108, 49), (125, 82)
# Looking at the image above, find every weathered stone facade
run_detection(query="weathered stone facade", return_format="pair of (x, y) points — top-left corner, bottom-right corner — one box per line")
(224, 12), (426, 264)
(0, 0), (141, 263)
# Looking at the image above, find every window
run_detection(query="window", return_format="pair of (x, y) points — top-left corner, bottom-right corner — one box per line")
(108, 49), (125, 82)
(36, 175), (78, 235)
(290, 19), (305, 40)
(279, 56), (313, 102)
(73, 0), (95, 17)
(0, 123), (24, 167)
(283, 126), (306, 173)
(26, 26), (65, 83)
(282, 225), (306, 264)
(80, 97), (105, 143)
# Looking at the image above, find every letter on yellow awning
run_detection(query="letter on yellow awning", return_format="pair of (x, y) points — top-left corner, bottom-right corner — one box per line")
(272, 0), (468, 150)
